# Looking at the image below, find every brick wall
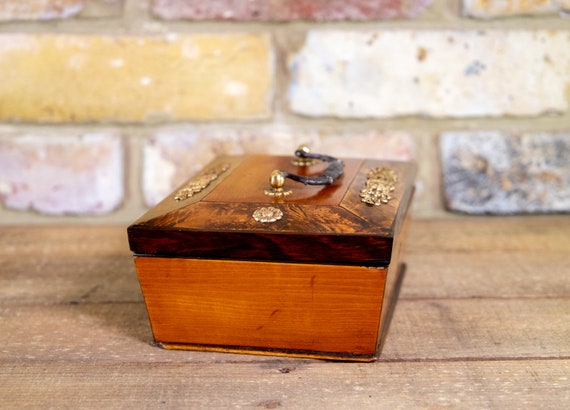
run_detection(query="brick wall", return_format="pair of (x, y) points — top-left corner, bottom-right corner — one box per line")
(0, 0), (569, 223)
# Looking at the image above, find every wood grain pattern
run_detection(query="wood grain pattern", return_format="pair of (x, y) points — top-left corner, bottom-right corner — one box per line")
(204, 155), (363, 206)
(1, 217), (568, 408)
(128, 156), (416, 265)
(2, 360), (568, 409)
(128, 226), (395, 265)
(135, 257), (389, 360)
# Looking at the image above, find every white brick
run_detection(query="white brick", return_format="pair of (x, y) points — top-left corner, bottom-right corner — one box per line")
(288, 30), (570, 118)
(0, 133), (123, 215)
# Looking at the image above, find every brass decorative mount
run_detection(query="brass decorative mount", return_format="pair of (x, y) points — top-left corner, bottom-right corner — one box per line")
(359, 167), (398, 206)
(174, 163), (230, 201)
(264, 170), (293, 197)
(290, 144), (318, 167)
(252, 206), (284, 223)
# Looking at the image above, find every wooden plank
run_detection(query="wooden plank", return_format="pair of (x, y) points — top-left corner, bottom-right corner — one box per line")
(0, 226), (129, 257)
(400, 215), (570, 299)
(382, 298), (570, 360)
(406, 216), (570, 253)
(401, 252), (570, 299)
(1, 298), (567, 363)
(1, 360), (568, 409)
(0, 254), (142, 304)
(0, 226), (141, 304)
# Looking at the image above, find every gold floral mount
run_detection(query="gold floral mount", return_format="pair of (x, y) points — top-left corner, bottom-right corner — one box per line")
(360, 167), (398, 206)
(252, 206), (283, 223)
(174, 163), (230, 201)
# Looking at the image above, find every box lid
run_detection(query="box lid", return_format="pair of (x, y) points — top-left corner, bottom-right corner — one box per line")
(128, 148), (416, 266)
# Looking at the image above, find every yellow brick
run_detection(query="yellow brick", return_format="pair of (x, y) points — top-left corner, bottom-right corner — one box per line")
(0, 34), (273, 122)
(464, 0), (560, 17)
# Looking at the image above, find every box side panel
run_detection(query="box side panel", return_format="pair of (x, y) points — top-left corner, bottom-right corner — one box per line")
(134, 257), (386, 358)
(376, 191), (414, 354)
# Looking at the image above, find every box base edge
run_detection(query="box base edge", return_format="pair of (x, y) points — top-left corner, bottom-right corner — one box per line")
(156, 341), (377, 362)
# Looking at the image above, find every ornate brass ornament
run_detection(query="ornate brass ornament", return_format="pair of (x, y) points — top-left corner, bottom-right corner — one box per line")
(360, 167), (398, 206)
(252, 206), (283, 223)
(290, 144), (318, 167)
(174, 163), (230, 201)
(264, 170), (293, 197)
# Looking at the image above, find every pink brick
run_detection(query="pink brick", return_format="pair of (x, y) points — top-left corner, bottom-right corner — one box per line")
(319, 132), (414, 161)
(0, 133), (123, 215)
(0, 0), (83, 20)
(152, 0), (432, 21)
(142, 127), (414, 206)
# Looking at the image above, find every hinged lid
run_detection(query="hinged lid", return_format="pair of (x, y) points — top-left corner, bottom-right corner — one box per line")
(128, 148), (416, 266)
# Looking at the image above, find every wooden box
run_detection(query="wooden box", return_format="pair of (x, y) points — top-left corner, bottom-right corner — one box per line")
(128, 148), (416, 361)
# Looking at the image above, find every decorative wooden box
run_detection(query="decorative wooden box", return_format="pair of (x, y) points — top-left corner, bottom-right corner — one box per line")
(128, 147), (416, 361)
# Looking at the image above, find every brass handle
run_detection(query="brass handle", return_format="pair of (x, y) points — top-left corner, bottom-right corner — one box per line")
(265, 146), (345, 197)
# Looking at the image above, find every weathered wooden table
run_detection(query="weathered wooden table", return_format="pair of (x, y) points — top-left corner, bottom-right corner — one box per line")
(1, 216), (568, 408)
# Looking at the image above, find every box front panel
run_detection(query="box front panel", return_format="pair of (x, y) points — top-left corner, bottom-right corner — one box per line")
(135, 257), (387, 358)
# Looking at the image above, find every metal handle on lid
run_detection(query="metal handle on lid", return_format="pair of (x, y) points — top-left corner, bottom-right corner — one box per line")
(264, 146), (345, 197)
